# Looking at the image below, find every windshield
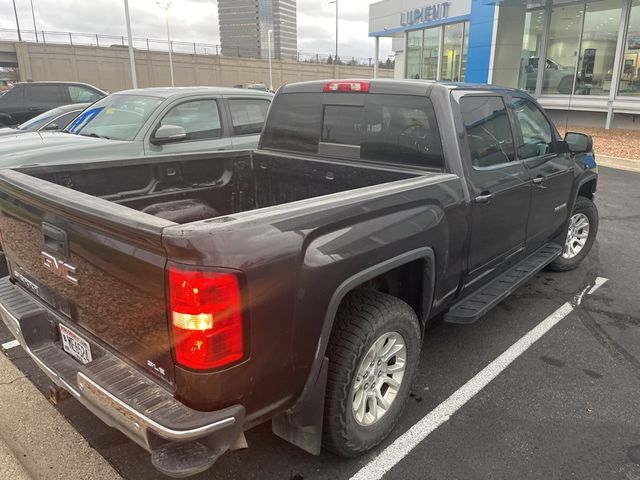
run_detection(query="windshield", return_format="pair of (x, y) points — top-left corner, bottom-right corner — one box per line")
(65, 94), (163, 141)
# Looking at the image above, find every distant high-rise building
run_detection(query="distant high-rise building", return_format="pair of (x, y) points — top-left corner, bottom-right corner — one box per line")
(218, 0), (298, 60)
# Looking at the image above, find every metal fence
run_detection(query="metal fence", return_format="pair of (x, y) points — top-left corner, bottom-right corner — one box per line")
(0, 28), (394, 69)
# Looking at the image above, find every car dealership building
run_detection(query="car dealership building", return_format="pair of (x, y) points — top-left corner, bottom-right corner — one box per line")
(369, 0), (640, 129)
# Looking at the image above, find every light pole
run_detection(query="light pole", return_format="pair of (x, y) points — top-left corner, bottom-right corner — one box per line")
(29, 0), (37, 42)
(157, 2), (175, 87)
(329, 0), (338, 77)
(123, 0), (138, 88)
(12, 0), (22, 42)
(267, 29), (273, 91)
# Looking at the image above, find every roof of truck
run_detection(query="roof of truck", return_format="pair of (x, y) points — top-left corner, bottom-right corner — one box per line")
(114, 86), (274, 98)
(279, 79), (527, 97)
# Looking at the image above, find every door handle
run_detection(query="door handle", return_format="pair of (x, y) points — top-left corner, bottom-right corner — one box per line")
(42, 223), (70, 257)
(532, 176), (545, 185)
(474, 193), (493, 204)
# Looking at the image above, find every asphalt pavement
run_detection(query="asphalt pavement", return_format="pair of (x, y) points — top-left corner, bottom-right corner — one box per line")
(0, 166), (638, 480)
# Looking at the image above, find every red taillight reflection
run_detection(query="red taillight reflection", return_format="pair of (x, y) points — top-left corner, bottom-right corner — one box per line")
(169, 267), (244, 370)
(323, 81), (370, 93)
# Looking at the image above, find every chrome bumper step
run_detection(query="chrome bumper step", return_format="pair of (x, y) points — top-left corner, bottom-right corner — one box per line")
(0, 276), (244, 477)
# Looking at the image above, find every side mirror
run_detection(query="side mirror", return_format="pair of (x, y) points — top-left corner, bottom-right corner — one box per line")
(564, 132), (593, 154)
(517, 143), (541, 160)
(42, 123), (59, 131)
(150, 124), (187, 145)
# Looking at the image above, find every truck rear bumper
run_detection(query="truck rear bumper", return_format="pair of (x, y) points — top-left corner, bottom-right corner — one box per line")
(0, 276), (244, 478)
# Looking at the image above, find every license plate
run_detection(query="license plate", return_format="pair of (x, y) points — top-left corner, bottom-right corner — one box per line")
(59, 324), (92, 365)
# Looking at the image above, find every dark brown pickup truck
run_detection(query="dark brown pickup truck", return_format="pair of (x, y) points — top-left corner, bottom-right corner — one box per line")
(0, 80), (598, 477)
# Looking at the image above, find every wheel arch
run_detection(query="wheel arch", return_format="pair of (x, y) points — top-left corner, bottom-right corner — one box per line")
(271, 247), (435, 454)
(577, 176), (597, 200)
(0, 113), (13, 127)
(304, 246), (434, 404)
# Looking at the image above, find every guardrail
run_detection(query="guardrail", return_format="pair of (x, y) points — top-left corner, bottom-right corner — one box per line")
(0, 28), (395, 69)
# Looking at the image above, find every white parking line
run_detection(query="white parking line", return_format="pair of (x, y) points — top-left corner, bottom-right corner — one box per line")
(587, 277), (608, 295)
(1, 340), (20, 351)
(349, 302), (575, 480)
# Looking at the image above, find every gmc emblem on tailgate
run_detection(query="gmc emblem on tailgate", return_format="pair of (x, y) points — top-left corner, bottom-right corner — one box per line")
(41, 251), (79, 286)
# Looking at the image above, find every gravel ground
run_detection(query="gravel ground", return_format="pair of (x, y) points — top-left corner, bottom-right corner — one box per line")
(557, 125), (640, 161)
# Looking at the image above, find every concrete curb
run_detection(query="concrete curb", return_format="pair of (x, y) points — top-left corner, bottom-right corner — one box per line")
(0, 350), (122, 480)
(0, 436), (30, 480)
(596, 155), (640, 173)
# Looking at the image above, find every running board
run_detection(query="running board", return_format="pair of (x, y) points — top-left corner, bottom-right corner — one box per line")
(444, 244), (563, 325)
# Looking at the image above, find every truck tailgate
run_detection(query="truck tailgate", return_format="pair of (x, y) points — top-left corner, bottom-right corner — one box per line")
(0, 169), (176, 386)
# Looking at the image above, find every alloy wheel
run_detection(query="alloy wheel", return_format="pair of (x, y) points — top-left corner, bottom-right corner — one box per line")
(351, 331), (407, 426)
(562, 212), (590, 259)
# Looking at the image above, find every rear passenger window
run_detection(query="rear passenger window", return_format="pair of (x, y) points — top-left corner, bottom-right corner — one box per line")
(229, 99), (270, 135)
(29, 85), (63, 103)
(68, 86), (102, 103)
(460, 96), (516, 168)
(160, 99), (222, 140)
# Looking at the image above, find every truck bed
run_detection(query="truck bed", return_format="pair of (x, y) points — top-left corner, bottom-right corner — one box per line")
(0, 150), (431, 392)
(20, 150), (420, 224)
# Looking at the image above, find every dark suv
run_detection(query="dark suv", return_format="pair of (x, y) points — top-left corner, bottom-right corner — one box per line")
(0, 81), (106, 126)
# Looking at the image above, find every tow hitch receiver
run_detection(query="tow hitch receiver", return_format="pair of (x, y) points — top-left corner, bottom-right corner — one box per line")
(48, 385), (71, 405)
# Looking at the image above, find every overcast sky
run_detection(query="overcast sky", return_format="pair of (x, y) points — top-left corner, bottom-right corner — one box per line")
(1, 0), (393, 60)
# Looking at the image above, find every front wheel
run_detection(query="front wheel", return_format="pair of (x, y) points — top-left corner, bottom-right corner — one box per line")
(549, 196), (598, 271)
(323, 290), (421, 457)
(558, 76), (574, 94)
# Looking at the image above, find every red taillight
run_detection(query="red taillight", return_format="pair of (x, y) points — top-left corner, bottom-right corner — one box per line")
(169, 267), (244, 370)
(323, 81), (370, 93)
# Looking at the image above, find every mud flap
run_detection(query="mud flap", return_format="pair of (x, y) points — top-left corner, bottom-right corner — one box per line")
(271, 356), (329, 455)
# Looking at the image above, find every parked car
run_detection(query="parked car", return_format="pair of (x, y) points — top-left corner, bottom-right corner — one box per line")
(0, 87), (273, 167)
(0, 81), (106, 126)
(234, 82), (270, 92)
(0, 103), (90, 138)
(0, 80), (598, 478)
(522, 57), (577, 94)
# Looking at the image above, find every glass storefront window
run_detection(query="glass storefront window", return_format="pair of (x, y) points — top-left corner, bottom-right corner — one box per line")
(575, 0), (623, 96)
(404, 21), (467, 82)
(442, 23), (464, 81)
(406, 30), (423, 79)
(542, 3), (583, 95)
(422, 28), (440, 80)
(619, 0), (640, 96)
(461, 21), (469, 81)
(519, 9), (545, 93)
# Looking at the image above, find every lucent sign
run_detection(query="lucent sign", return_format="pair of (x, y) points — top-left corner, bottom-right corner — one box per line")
(400, 2), (450, 26)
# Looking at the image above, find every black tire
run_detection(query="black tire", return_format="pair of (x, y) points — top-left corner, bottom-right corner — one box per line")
(322, 290), (421, 457)
(558, 76), (574, 94)
(549, 196), (598, 272)
(0, 115), (12, 128)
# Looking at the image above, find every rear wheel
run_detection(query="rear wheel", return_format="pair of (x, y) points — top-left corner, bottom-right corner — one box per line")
(549, 196), (598, 271)
(323, 290), (421, 457)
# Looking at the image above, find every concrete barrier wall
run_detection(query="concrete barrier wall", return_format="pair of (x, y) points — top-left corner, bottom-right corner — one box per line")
(8, 42), (392, 92)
